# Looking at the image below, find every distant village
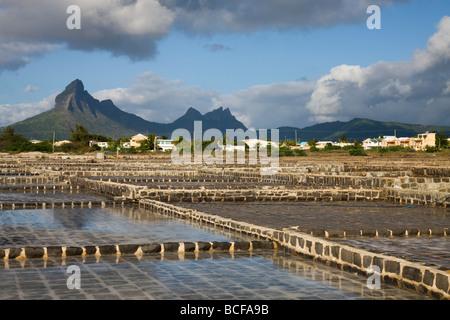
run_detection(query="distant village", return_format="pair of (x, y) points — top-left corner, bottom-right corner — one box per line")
(44, 130), (448, 153)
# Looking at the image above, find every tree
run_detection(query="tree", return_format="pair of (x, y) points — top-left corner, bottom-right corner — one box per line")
(338, 134), (348, 143)
(436, 131), (449, 149)
(139, 134), (156, 151)
(307, 138), (318, 148)
(3, 126), (15, 137)
(70, 124), (90, 146)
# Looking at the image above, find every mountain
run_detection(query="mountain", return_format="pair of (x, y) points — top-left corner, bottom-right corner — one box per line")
(7, 79), (247, 140)
(276, 118), (450, 142)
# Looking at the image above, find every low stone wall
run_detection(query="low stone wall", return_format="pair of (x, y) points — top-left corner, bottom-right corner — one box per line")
(284, 226), (448, 239)
(70, 176), (449, 207)
(0, 200), (125, 210)
(69, 177), (143, 199)
(0, 240), (274, 260)
(0, 176), (62, 185)
(138, 188), (385, 203)
(139, 199), (450, 299)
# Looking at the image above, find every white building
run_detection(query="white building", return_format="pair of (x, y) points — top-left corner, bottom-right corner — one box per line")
(130, 134), (148, 148)
(156, 139), (175, 152)
(54, 140), (71, 146)
(241, 139), (278, 150)
(363, 136), (396, 150)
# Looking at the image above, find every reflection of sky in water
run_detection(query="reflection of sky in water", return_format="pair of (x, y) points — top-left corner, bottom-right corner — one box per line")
(0, 207), (253, 245)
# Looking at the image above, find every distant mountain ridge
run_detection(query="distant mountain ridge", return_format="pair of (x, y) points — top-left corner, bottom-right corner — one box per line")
(276, 118), (450, 142)
(8, 79), (247, 140)
(4, 79), (450, 142)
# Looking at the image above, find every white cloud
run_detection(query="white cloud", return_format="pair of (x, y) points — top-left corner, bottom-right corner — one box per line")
(0, 41), (59, 70)
(0, 94), (56, 127)
(23, 84), (41, 93)
(0, 0), (409, 70)
(93, 71), (219, 123)
(442, 80), (450, 95)
(303, 16), (450, 126)
(412, 16), (450, 73)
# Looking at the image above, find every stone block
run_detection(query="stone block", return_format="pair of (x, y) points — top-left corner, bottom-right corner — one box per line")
(212, 242), (232, 251)
(345, 230), (361, 238)
(99, 245), (117, 255)
(197, 242), (212, 251)
(341, 248), (354, 264)
(305, 240), (312, 253)
(373, 256), (384, 271)
(435, 274), (449, 293)
(234, 241), (251, 251)
(46, 246), (63, 257)
(8, 248), (22, 259)
(390, 229), (407, 237)
(331, 246), (340, 259)
(65, 247), (83, 257)
(25, 247), (45, 259)
(183, 242), (196, 252)
(429, 228), (445, 236)
(377, 229), (391, 237)
(406, 229), (419, 236)
(141, 244), (161, 254)
(402, 266), (423, 282)
(163, 242), (180, 252)
(423, 270), (435, 287)
(327, 230), (345, 238)
(353, 253), (362, 267)
(252, 241), (274, 250)
(118, 244), (140, 254)
(384, 260), (401, 275)
(310, 229), (326, 237)
(314, 242), (323, 256)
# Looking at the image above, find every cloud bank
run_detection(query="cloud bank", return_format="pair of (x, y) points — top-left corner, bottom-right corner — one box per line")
(0, 0), (408, 70)
(92, 16), (450, 129)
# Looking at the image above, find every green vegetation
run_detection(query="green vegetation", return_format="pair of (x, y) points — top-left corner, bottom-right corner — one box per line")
(0, 126), (52, 153)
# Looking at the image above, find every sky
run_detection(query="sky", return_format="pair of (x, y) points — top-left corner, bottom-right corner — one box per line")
(0, 0), (449, 131)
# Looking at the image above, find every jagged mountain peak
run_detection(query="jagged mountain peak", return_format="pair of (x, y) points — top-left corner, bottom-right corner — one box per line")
(9, 79), (248, 140)
(64, 79), (85, 93)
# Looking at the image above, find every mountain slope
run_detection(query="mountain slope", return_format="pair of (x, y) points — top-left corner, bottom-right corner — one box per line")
(8, 80), (247, 140)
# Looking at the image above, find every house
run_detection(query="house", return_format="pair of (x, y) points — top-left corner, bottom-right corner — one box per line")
(334, 142), (353, 148)
(89, 140), (109, 148)
(417, 132), (436, 150)
(120, 141), (131, 149)
(381, 137), (397, 148)
(54, 140), (71, 146)
(242, 139), (278, 150)
(315, 141), (334, 149)
(156, 139), (175, 152)
(395, 137), (410, 148)
(363, 138), (383, 150)
(130, 134), (148, 148)
(296, 142), (309, 150)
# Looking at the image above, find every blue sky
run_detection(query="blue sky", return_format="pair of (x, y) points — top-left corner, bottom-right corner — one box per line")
(0, 0), (449, 129)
